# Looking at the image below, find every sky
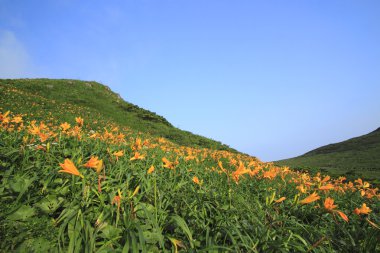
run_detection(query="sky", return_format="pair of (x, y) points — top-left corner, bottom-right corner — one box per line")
(1, 0), (380, 161)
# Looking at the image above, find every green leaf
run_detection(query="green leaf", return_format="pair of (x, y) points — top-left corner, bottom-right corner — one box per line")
(35, 195), (64, 214)
(16, 237), (55, 252)
(170, 215), (194, 248)
(100, 224), (122, 240)
(142, 231), (164, 244)
(7, 205), (36, 221)
(9, 175), (34, 193)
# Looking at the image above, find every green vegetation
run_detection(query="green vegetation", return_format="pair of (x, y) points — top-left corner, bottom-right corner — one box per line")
(276, 128), (380, 184)
(0, 78), (235, 152)
(0, 78), (379, 252)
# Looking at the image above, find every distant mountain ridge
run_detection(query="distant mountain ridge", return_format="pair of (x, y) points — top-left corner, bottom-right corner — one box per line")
(303, 127), (380, 156)
(276, 127), (380, 182)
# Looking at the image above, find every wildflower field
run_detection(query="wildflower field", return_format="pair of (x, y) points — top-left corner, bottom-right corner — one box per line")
(0, 79), (379, 252)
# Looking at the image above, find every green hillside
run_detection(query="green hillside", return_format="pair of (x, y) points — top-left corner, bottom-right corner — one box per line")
(0, 78), (235, 152)
(276, 128), (380, 183)
(1, 78), (379, 252)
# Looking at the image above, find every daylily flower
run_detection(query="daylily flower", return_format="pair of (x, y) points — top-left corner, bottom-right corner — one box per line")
(299, 192), (320, 204)
(11, 116), (23, 124)
(112, 189), (122, 208)
(59, 159), (83, 178)
(83, 156), (103, 174)
(28, 123), (41, 135)
(336, 211), (349, 222)
(113, 150), (124, 161)
(132, 138), (142, 151)
(60, 122), (71, 131)
(324, 197), (337, 211)
(275, 197), (286, 203)
(192, 176), (200, 185)
(232, 161), (250, 183)
(38, 132), (49, 142)
(354, 203), (372, 215)
(0, 111), (10, 122)
(296, 184), (307, 193)
(147, 165), (155, 174)
(319, 184), (334, 191)
(130, 152), (145, 161)
(321, 175), (330, 183)
(75, 117), (84, 127)
(217, 161), (225, 172)
(324, 197), (349, 222)
(162, 157), (174, 169)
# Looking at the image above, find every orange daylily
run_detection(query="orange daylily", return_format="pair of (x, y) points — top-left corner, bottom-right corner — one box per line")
(28, 123), (41, 135)
(130, 152), (145, 161)
(147, 165), (155, 174)
(185, 155), (197, 161)
(60, 122), (71, 131)
(192, 176), (201, 185)
(59, 159), (83, 178)
(162, 157), (174, 169)
(132, 138), (142, 151)
(336, 211), (349, 222)
(11, 116), (23, 124)
(363, 188), (379, 199)
(112, 190), (122, 208)
(83, 156), (103, 174)
(113, 150), (124, 161)
(275, 197), (286, 203)
(75, 117), (84, 127)
(0, 111), (10, 121)
(38, 132), (49, 142)
(354, 203), (372, 215)
(296, 184), (307, 193)
(263, 169), (277, 180)
(323, 197), (337, 211)
(232, 161), (250, 183)
(321, 175), (330, 183)
(323, 197), (349, 222)
(218, 161), (227, 174)
(83, 156), (104, 192)
(299, 192), (320, 204)
(319, 184), (334, 191)
(83, 156), (99, 168)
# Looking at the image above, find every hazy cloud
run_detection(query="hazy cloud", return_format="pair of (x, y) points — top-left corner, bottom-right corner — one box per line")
(0, 30), (35, 78)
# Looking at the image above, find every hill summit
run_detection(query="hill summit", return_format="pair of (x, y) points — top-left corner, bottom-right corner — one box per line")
(0, 78), (235, 152)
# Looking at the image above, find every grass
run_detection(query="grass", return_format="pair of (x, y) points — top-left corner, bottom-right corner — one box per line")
(0, 79), (379, 252)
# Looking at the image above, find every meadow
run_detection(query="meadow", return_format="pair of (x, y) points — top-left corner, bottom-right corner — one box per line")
(0, 79), (379, 252)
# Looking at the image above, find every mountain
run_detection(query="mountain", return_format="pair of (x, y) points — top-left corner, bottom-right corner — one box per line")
(275, 127), (380, 182)
(0, 78), (235, 152)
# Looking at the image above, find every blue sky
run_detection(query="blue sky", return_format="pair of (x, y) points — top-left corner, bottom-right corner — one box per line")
(1, 0), (380, 161)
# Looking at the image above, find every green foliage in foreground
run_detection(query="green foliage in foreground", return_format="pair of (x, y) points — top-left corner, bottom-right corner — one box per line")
(0, 78), (235, 152)
(1, 118), (379, 252)
(276, 128), (380, 182)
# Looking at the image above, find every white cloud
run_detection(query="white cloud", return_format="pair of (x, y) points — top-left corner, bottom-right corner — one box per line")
(0, 30), (36, 78)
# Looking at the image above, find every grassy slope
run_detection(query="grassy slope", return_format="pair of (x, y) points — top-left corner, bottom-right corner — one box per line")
(1, 79), (380, 251)
(0, 78), (236, 152)
(276, 128), (380, 183)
